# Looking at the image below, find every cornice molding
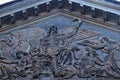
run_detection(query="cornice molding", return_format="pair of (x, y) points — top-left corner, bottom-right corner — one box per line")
(0, 9), (120, 35)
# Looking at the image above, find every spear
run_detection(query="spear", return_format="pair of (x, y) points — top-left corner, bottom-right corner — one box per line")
(66, 18), (83, 48)
(73, 18), (83, 36)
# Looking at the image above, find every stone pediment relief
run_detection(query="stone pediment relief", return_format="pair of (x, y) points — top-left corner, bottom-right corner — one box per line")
(0, 14), (120, 80)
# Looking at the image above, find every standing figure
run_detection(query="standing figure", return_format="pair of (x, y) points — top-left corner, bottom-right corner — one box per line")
(48, 26), (58, 37)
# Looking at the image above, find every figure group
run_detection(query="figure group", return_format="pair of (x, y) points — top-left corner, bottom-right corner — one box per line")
(0, 19), (120, 80)
(75, 37), (120, 78)
(0, 21), (81, 80)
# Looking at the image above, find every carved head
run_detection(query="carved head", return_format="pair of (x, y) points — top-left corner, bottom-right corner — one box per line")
(48, 26), (58, 36)
(23, 52), (28, 56)
(86, 47), (98, 57)
(16, 51), (24, 59)
(71, 46), (80, 52)
(100, 37), (109, 43)
(33, 48), (40, 53)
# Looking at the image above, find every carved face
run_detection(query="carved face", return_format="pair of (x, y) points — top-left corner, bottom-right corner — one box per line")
(4, 34), (19, 47)
(48, 26), (58, 36)
(17, 54), (23, 59)
(100, 37), (109, 43)
(16, 51), (24, 59)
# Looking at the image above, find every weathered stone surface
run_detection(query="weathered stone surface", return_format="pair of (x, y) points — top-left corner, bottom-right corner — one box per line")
(62, 27), (99, 40)
(0, 21), (120, 80)
(0, 28), (47, 53)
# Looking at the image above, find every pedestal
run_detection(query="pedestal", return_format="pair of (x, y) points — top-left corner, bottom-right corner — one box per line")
(91, 8), (96, 18)
(22, 10), (28, 20)
(0, 18), (2, 28)
(103, 11), (108, 21)
(117, 16), (120, 25)
(46, 2), (50, 12)
(69, 1), (73, 11)
(80, 5), (85, 14)
(34, 6), (39, 16)
(58, 0), (62, 9)
(10, 14), (15, 24)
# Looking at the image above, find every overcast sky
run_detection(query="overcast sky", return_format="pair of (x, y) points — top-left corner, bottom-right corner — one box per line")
(0, 0), (14, 5)
(116, 0), (120, 1)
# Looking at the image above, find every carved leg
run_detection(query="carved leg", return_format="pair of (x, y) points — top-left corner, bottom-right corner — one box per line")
(0, 65), (8, 80)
